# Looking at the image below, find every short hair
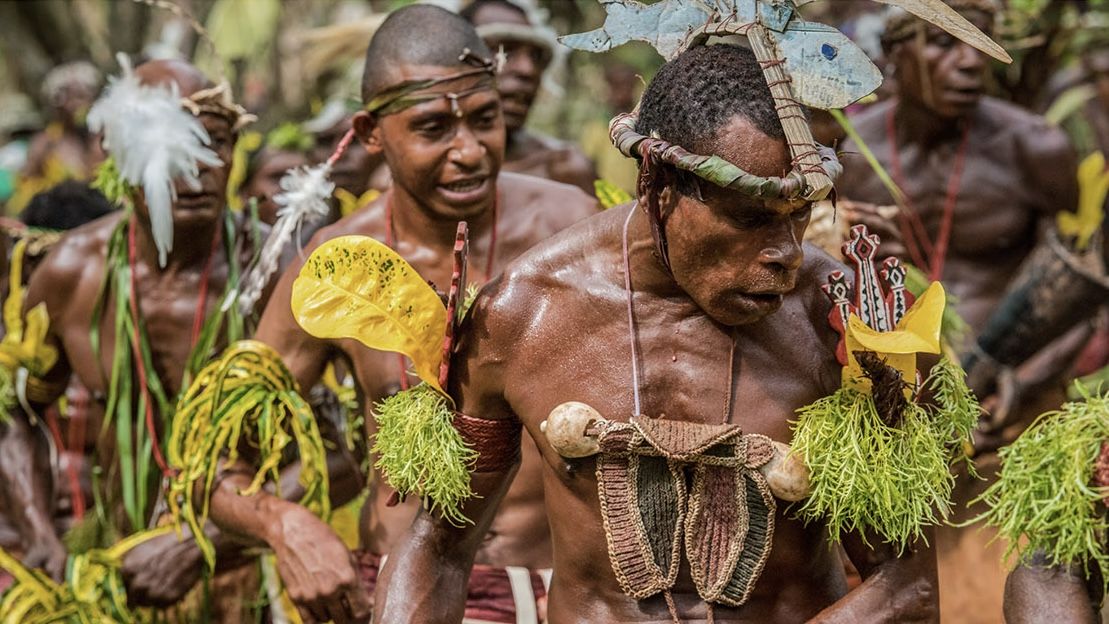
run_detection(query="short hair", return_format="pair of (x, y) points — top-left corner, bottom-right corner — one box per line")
(362, 4), (492, 103)
(21, 181), (114, 230)
(459, 0), (527, 23)
(636, 45), (786, 157)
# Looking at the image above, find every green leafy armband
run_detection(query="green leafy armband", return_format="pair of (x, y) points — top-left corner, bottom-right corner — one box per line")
(974, 388), (1109, 585)
(167, 340), (329, 570)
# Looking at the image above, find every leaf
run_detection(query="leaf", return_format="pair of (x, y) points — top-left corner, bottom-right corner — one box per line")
(594, 179), (632, 210)
(292, 235), (448, 393)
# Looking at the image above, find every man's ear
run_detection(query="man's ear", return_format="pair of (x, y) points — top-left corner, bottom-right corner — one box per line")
(352, 111), (383, 157)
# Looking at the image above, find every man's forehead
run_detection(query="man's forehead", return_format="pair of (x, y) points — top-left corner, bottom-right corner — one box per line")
(470, 2), (529, 28)
(708, 115), (790, 180)
(398, 81), (499, 118)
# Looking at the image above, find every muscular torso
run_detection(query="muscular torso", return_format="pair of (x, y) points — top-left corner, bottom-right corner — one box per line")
(838, 98), (1066, 333)
(474, 206), (854, 622)
(262, 172), (597, 569)
(32, 212), (257, 529)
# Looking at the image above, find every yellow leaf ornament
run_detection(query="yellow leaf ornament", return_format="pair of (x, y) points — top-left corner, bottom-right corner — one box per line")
(292, 235), (448, 393)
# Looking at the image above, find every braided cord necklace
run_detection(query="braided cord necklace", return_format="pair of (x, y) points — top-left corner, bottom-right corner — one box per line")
(885, 105), (972, 282)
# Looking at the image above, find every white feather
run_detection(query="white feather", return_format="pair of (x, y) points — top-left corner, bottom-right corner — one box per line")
(238, 162), (334, 314)
(87, 53), (222, 267)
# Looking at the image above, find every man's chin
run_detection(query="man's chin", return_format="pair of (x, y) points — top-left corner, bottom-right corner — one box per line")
(708, 292), (786, 327)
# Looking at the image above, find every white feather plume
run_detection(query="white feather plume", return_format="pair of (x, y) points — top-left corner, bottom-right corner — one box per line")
(87, 53), (222, 267)
(238, 162), (334, 314)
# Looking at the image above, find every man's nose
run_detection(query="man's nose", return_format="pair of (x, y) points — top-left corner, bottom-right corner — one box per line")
(449, 124), (486, 168)
(758, 225), (803, 272)
(954, 42), (986, 74)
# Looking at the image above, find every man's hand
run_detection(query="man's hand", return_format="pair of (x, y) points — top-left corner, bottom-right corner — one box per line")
(22, 530), (67, 581)
(122, 531), (204, 607)
(267, 504), (371, 624)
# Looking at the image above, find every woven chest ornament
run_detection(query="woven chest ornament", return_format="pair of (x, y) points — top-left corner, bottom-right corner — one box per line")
(563, 0), (1009, 204)
(541, 403), (808, 606)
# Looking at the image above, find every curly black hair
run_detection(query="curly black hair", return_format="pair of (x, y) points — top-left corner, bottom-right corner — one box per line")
(636, 44), (786, 156)
(22, 181), (113, 231)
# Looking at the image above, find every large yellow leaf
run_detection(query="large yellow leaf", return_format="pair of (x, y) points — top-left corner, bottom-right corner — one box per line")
(292, 235), (447, 393)
(843, 281), (945, 395)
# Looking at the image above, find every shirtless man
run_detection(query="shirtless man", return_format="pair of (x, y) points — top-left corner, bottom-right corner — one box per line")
(461, 0), (598, 194)
(0, 59), (306, 616)
(202, 6), (597, 623)
(375, 42), (938, 624)
(835, 3), (1079, 621)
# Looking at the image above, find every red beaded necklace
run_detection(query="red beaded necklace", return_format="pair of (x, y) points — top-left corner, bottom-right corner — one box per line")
(885, 105), (971, 282)
(127, 216), (219, 475)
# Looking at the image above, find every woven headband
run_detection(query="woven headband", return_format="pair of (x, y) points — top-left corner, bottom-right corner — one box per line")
(365, 50), (498, 117)
(611, 112), (842, 201)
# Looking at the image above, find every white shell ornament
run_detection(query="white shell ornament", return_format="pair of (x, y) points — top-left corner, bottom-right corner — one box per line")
(759, 441), (811, 502)
(540, 402), (604, 458)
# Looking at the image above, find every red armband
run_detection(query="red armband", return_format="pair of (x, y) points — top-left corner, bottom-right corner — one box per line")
(453, 412), (522, 473)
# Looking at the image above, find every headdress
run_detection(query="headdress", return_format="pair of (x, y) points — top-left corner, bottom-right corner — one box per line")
(41, 61), (102, 107)
(87, 0), (256, 268)
(564, 0), (1009, 204)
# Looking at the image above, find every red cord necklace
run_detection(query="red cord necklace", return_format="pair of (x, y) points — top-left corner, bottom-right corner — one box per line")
(886, 105), (972, 282)
(383, 191), (498, 390)
(127, 217), (219, 476)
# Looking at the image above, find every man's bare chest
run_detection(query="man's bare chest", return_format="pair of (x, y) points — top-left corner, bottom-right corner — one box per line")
(507, 306), (837, 462)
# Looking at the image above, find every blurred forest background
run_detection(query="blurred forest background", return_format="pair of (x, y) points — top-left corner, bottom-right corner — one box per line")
(0, 0), (1106, 149)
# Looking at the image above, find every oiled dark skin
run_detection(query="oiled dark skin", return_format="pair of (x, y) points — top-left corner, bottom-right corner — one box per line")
(838, 15), (1077, 337)
(0, 61), (334, 613)
(468, 2), (597, 194)
(1004, 557), (1102, 624)
(203, 61), (597, 624)
(375, 115), (939, 623)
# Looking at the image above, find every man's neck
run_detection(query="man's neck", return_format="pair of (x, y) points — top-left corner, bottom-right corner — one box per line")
(893, 97), (971, 148)
(133, 214), (222, 272)
(623, 207), (695, 304)
(390, 187), (493, 251)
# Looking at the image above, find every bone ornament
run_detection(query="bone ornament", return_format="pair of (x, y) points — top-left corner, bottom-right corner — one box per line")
(540, 401), (811, 501)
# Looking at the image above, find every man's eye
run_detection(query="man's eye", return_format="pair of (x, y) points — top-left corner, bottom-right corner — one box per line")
(792, 205), (813, 222)
(931, 33), (956, 48)
(473, 112), (498, 128)
(416, 123), (448, 138)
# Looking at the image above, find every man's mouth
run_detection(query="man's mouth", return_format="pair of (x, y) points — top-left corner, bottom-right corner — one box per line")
(438, 176), (490, 204)
(175, 190), (218, 208)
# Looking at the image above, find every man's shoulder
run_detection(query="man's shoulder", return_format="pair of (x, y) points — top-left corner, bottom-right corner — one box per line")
(977, 97), (1068, 151)
(844, 99), (895, 142)
(499, 171), (599, 227)
(27, 212), (119, 311)
(36, 212), (117, 280)
(476, 206), (618, 329)
(304, 198), (388, 250)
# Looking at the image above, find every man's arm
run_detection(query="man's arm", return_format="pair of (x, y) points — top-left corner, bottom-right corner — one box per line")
(809, 529), (939, 623)
(374, 278), (523, 623)
(0, 240), (80, 580)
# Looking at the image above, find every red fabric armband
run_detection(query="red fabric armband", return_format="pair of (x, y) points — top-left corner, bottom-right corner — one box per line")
(453, 412), (522, 473)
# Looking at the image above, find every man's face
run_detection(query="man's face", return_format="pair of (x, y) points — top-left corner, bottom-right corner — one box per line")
(354, 64), (505, 221)
(892, 12), (991, 119)
(656, 115), (811, 327)
(242, 148), (308, 225)
(470, 4), (550, 133)
(134, 113), (234, 227)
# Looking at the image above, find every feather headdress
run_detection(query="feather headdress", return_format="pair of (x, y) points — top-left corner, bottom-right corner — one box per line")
(87, 53), (222, 267)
